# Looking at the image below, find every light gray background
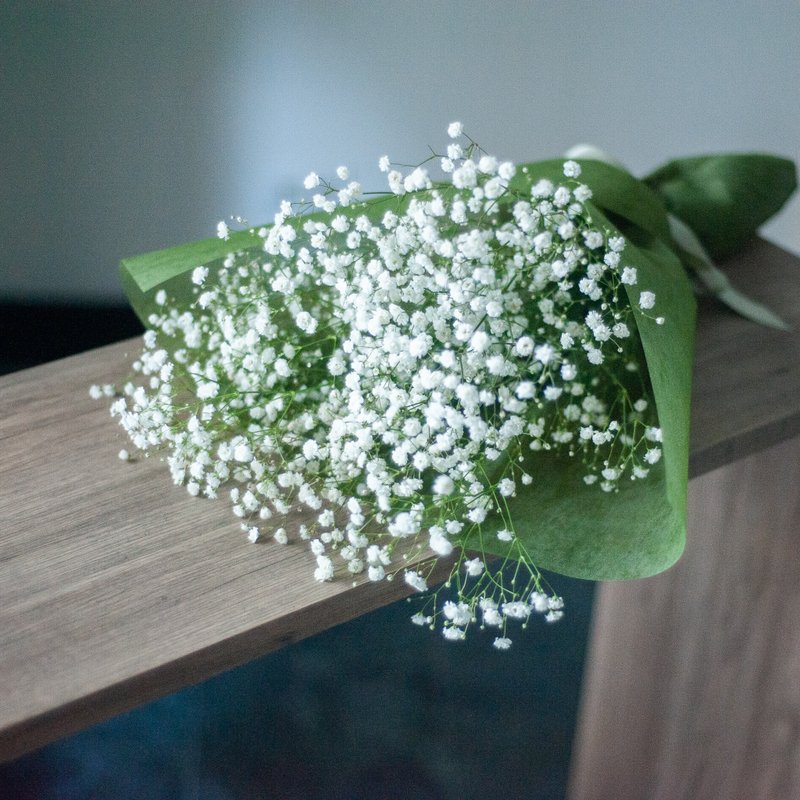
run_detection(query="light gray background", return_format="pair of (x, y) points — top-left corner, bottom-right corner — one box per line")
(2, 0), (798, 303)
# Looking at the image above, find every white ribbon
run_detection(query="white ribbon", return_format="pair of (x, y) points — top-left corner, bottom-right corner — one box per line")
(565, 144), (791, 331)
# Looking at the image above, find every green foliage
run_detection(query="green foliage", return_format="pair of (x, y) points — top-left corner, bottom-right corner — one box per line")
(646, 154), (797, 261)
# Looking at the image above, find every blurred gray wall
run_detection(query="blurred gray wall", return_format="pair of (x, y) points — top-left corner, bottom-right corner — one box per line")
(2, 0), (798, 303)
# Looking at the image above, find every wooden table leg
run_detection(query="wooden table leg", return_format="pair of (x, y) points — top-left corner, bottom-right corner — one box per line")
(567, 435), (800, 800)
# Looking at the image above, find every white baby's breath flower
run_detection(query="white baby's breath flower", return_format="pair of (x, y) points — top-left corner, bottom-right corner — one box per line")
(452, 160), (477, 189)
(464, 558), (484, 577)
(447, 121), (464, 138)
(404, 570), (428, 592)
(646, 426), (663, 442)
(498, 161), (516, 181)
(639, 290), (656, 309)
(433, 474), (455, 495)
(644, 448), (662, 464)
(429, 530), (454, 557)
(387, 170), (405, 195)
(104, 123), (671, 649)
(314, 555), (334, 581)
(273, 527), (288, 545)
(478, 155), (498, 174)
(502, 601), (531, 620)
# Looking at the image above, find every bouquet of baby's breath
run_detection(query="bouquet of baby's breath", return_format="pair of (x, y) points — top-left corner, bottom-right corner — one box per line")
(97, 125), (795, 648)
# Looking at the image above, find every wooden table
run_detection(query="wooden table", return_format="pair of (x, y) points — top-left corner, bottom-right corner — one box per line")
(2, 241), (799, 797)
(568, 241), (800, 799)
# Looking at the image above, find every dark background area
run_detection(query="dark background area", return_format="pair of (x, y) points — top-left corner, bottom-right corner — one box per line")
(0, 306), (595, 799)
(0, 304), (143, 375)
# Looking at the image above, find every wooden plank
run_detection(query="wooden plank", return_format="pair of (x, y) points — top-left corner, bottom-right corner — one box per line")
(567, 239), (800, 798)
(1, 239), (799, 763)
(567, 435), (800, 800)
(0, 343), (454, 762)
(689, 240), (800, 476)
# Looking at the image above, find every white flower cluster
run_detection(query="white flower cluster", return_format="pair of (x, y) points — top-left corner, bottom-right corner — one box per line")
(103, 126), (662, 649)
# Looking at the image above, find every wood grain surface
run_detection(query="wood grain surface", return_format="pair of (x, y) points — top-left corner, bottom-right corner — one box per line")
(1, 239), (799, 763)
(567, 435), (800, 800)
(567, 239), (800, 799)
(690, 240), (800, 476)
(0, 342), (454, 762)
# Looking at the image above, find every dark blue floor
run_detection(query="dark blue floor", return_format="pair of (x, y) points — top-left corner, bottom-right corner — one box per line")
(0, 306), (595, 800)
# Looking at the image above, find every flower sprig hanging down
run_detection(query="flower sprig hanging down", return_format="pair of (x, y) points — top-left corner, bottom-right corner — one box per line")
(102, 125), (668, 649)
